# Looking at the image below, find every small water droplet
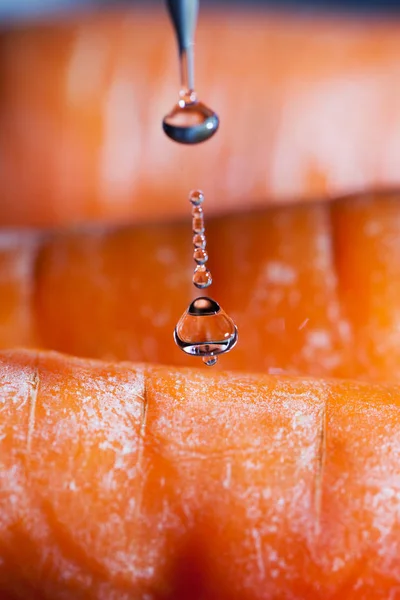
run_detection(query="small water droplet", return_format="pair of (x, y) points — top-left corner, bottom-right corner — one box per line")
(193, 234), (206, 249)
(193, 265), (212, 288)
(192, 206), (203, 217)
(193, 247), (208, 264)
(189, 190), (204, 206)
(174, 296), (238, 363)
(203, 356), (217, 367)
(193, 217), (205, 234)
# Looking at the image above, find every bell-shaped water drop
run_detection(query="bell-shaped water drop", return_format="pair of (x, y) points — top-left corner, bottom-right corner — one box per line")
(174, 296), (238, 364)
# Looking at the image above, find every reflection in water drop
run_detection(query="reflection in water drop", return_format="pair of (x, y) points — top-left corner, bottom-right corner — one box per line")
(193, 217), (205, 234)
(193, 247), (208, 264)
(163, 96), (219, 145)
(174, 296), (238, 359)
(193, 234), (206, 249)
(189, 190), (204, 206)
(193, 265), (212, 288)
(192, 206), (203, 218)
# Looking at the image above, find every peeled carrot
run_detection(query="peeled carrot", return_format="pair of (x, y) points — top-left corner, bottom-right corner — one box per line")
(0, 192), (399, 381)
(1, 9), (400, 226)
(0, 348), (399, 598)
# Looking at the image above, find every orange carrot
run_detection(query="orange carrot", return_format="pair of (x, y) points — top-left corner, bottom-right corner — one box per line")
(0, 348), (399, 598)
(1, 9), (400, 226)
(0, 192), (399, 381)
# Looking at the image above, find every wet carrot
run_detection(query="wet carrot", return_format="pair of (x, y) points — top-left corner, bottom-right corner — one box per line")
(0, 348), (399, 599)
(0, 192), (399, 381)
(1, 9), (400, 226)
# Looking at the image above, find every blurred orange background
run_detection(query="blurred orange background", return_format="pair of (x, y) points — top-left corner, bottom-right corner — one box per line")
(1, 4), (400, 226)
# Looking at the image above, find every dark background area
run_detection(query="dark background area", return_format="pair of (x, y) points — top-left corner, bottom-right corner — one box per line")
(1, 0), (400, 22)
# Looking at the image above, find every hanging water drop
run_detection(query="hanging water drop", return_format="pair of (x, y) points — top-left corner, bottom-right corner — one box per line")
(162, 0), (219, 145)
(193, 247), (208, 264)
(192, 206), (203, 218)
(193, 234), (206, 249)
(174, 296), (238, 358)
(203, 356), (217, 367)
(193, 265), (212, 288)
(193, 218), (205, 234)
(189, 190), (204, 206)
(163, 98), (219, 145)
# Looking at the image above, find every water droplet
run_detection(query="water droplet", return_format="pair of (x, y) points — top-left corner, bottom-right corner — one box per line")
(193, 265), (212, 288)
(189, 190), (204, 206)
(193, 217), (205, 234)
(193, 247), (208, 264)
(193, 234), (206, 249)
(192, 206), (203, 217)
(163, 0), (219, 146)
(203, 356), (217, 367)
(163, 97), (219, 145)
(174, 297), (238, 362)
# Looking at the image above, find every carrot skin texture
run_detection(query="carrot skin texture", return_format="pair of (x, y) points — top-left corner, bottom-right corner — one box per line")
(331, 194), (400, 381)
(0, 349), (400, 599)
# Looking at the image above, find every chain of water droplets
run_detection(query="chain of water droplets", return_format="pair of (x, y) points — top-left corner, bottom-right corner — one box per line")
(172, 189), (238, 367)
(189, 190), (213, 289)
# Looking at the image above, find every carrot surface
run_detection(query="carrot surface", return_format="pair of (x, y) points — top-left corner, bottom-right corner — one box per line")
(1, 8), (400, 226)
(0, 348), (399, 599)
(0, 192), (399, 382)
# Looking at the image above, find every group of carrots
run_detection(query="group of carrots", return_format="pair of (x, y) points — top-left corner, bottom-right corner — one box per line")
(0, 5), (400, 599)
